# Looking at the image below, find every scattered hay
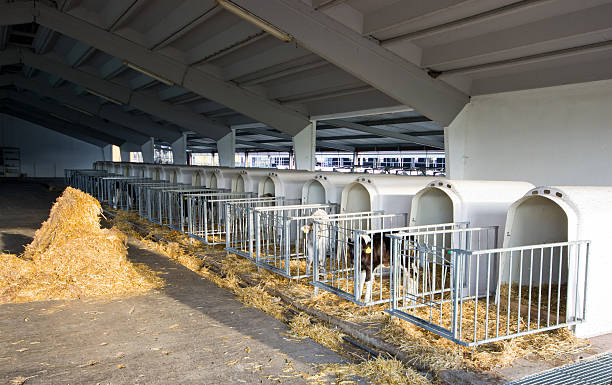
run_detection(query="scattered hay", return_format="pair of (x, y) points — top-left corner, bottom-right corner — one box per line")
(235, 285), (286, 321)
(312, 355), (431, 385)
(288, 313), (343, 352)
(0, 188), (163, 304)
(141, 240), (204, 272)
(108, 207), (590, 373)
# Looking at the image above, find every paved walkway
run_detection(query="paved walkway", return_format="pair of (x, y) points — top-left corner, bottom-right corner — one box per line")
(0, 181), (346, 384)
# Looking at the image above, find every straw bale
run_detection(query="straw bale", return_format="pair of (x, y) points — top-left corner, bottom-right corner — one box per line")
(0, 188), (162, 304)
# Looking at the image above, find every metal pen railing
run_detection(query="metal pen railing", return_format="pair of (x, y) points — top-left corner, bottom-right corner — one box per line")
(311, 216), (467, 306)
(253, 203), (338, 280)
(184, 191), (254, 244)
(224, 196), (290, 259)
(386, 226), (589, 346)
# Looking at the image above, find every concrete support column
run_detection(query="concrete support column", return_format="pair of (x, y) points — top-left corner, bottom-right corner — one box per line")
(102, 144), (113, 161)
(119, 143), (131, 163)
(292, 121), (316, 171)
(217, 130), (236, 167)
(171, 133), (188, 165)
(141, 137), (154, 164)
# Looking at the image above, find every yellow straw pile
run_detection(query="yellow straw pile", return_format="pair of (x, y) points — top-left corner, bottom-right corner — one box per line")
(0, 187), (162, 304)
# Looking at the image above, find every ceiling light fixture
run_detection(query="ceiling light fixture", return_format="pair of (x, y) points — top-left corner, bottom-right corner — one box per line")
(216, 0), (292, 43)
(85, 88), (124, 105)
(122, 61), (175, 86)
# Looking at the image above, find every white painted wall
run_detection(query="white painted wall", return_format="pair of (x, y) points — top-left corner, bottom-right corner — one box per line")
(0, 114), (103, 177)
(446, 79), (612, 186)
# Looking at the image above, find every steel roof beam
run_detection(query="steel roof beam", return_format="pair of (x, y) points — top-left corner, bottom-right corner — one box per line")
(422, 3), (612, 70)
(0, 104), (119, 147)
(0, 48), (231, 141)
(233, 0), (468, 125)
(10, 2), (312, 136)
(235, 139), (290, 152)
(324, 119), (444, 149)
(6, 89), (150, 145)
(4, 74), (183, 142)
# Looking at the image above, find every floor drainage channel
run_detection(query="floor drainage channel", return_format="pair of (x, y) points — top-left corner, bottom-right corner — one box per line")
(506, 353), (612, 385)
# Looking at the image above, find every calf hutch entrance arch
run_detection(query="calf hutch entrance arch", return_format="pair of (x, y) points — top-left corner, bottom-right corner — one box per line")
(257, 171), (316, 200)
(208, 169), (220, 189)
(261, 176), (276, 196)
(340, 175), (435, 214)
(301, 173), (358, 204)
(192, 171), (203, 186)
(152, 167), (161, 181)
(410, 179), (535, 231)
(302, 178), (326, 204)
(232, 172), (247, 193)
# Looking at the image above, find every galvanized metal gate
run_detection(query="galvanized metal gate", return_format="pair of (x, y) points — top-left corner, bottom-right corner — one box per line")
(224, 196), (288, 259)
(253, 203), (337, 279)
(186, 192), (254, 244)
(387, 226), (590, 346)
(166, 188), (220, 233)
(311, 215), (466, 306)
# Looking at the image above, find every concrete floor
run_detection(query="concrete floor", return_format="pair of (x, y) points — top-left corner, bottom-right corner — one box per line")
(0, 180), (348, 384)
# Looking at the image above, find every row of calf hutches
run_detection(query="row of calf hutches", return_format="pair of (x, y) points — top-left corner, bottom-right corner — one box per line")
(92, 161), (609, 339)
(341, 175), (436, 214)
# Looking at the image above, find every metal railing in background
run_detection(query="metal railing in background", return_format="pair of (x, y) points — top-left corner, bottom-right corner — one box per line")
(224, 196), (289, 259)
(166, 188), (222, 233)
(101, 176), (150, 210)
(253, 203), (338, 280)
(386, 226), (589, 346)
(126, 180), (170, 214)
(143, 184), (190, 224)
(66, 170), (110, 196)
(182, 191), (253, 242)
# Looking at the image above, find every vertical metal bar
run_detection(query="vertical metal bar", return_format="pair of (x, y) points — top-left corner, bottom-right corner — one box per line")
(538, 247), (543, 329)
(474, 251), (480, 343)
(484, 252), (491, 341)
(451, 251), (459, 339)
(557, 245), (563, 325)
(583, 242), (589, 321)
(517, 249), (523, 333)
(507, 251), (513, 335)
(527, 249), (533, 331)
(547, 246), (553, 327)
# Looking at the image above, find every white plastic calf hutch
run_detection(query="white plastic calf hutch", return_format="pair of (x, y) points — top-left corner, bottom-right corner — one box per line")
(205, 168), (223, 189)
(301, 173), (359, 204)
(257, 170), (317, 200)
(502, 186), (611, 339)
(229, 169), (264, 193)
(340, 175), (436, 214)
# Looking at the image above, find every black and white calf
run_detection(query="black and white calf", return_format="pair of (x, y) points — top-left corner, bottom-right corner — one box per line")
(350, 233), (417, 304)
